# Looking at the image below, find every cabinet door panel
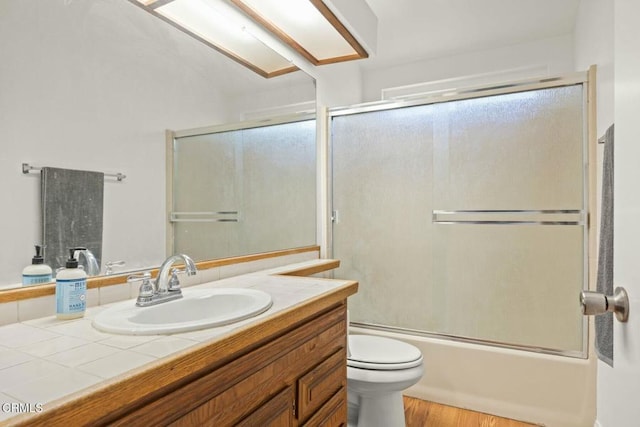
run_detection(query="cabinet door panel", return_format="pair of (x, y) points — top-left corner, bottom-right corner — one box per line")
(297, 349), (346, 423)
(302, 387), (347, 427)
(236, 386), (294, 427)
(170, 320), (346, 426)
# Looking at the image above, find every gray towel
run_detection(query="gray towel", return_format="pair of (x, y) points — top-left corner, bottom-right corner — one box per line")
(596, 124), (614, 367)
(41, 167), (104, 272)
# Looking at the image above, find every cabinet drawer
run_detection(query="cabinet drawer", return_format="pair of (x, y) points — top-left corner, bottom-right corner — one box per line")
(298, 349), (346, 423)
(236, 386), (294, 427)
(302, 387), (347, 427)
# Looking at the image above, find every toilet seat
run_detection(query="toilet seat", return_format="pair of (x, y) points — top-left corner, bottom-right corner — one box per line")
(347, 335), (423, 370)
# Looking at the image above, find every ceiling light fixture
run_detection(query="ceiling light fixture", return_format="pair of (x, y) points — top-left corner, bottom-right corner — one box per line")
(130, 0), (368, 78)
(230, 0), (368, 65)
(130, 0), (297, 78)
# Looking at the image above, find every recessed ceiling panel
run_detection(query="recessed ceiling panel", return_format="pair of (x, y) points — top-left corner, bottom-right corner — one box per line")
(231, 0), (368, 65)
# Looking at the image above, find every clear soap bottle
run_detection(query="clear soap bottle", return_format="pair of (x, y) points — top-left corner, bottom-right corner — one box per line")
(55, 248), (87, 320)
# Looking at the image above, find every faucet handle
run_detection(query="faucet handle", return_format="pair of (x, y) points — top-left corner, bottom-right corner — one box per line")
(168, 268), (182, 292)
(129, 272), (154, 306)
(127, 271), (151, 282)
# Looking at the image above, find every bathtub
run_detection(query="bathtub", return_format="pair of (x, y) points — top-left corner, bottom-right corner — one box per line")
(349, 325), (596, 427)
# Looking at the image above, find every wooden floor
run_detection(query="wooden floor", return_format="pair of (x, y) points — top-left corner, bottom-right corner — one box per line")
(404, 396), (539, 427)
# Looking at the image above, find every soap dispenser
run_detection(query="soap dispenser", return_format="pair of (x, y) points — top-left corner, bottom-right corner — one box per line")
(22, 245), (53, 286)
(55, 248), (87, 320)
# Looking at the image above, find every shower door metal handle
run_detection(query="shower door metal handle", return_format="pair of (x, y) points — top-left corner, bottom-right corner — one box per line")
(580, 287), (630, 322)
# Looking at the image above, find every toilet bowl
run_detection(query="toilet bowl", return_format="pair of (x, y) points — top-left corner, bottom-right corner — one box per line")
(347, 334), (424, 427)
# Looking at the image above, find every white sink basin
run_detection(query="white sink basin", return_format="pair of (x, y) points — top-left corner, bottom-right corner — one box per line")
(92, 288), (273, 335)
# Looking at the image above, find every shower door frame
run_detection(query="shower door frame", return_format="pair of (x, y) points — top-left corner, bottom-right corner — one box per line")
(326, 71), (596, 358)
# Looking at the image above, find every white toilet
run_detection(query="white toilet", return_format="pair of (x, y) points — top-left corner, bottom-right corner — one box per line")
(347, 334), (424, 427)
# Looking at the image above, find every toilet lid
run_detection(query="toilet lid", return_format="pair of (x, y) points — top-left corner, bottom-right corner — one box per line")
(347, 335), (423, 370)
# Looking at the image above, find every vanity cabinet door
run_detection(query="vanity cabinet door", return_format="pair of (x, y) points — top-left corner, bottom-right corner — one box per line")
(236, 386), (294, 427)
(301, 387), (347, 427)
(297, 349), (346, 423)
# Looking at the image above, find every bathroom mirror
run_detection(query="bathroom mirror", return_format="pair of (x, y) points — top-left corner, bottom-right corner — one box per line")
(0, 0), (316, 288)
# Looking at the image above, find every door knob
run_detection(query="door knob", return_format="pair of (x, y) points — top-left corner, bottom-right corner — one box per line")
(580, 287), (629, 323)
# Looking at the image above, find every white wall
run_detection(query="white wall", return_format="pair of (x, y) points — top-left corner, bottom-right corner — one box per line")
(574, 0), (614, 134)
(315, 34), (575, 107)
(0, 0), (227, 284)
(362, 34), (575, 102)
(315, 63), (364, 109)
(0, 1), (215, 283)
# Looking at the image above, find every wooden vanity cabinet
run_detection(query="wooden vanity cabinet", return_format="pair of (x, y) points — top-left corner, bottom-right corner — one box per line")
(112, 303), (348, 427)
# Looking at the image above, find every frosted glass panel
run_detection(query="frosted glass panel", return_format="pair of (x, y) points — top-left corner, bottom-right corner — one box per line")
(332, 106), (436, 329)
(433, 86), (584, 210)
(431, 85), (586, 352)
(173, 120), (316, 261)
(433, 224), (584, 351)
(174, 131), (241, 213)
(239, 121), (316, 255)
(174, 131), (242, 260)
(332, 83), (587, 355)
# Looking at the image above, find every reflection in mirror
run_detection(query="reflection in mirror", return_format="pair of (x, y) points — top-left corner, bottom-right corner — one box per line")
(1, 0), (315, 289)
(171, 117), (316, 261)
(40, 166), (105, 274)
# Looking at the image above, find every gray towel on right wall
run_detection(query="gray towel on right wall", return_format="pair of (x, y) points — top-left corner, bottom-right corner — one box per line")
(596, 124), (614, 367)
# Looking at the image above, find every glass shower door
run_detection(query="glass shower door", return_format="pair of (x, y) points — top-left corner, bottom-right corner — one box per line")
(331, 83), (588, 355)
(332, 105), (437, 330)
(431, 85), (587, 353)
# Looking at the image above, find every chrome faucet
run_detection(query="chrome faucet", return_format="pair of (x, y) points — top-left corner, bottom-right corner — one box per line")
(130, 254), (197, 307)
(156, 254), (197, 293)
(74, 248), (100, 276)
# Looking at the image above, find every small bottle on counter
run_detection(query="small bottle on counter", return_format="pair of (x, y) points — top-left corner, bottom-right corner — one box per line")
(55, 248), (87, 320)
(22, 245), (53, 286)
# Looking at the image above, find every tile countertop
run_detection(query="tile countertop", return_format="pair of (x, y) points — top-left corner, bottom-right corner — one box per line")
(0, 260), (357, 425)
